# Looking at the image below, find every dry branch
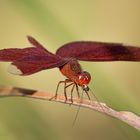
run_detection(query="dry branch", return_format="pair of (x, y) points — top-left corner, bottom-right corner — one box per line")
(0, 85), (140, 131)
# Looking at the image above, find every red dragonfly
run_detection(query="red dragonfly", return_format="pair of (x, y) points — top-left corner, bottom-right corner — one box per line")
(0, 36), (140, 100)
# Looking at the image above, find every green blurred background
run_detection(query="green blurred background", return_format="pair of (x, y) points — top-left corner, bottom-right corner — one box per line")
(0, 0), (140, 140)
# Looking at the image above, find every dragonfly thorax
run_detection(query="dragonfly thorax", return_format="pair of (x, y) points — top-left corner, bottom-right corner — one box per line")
(59, 59), (91, 89)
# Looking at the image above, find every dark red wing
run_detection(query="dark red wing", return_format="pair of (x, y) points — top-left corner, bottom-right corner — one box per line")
(27, 36), (54, 54)
(0, 48), (34, 61)
(9, 55), (67, 75)
(0, 36), (67, 75)
(56, 41), (140, 61)
(0, 36), (54, 62)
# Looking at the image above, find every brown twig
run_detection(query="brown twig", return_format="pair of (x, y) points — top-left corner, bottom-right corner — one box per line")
(0, 85), (140, 131)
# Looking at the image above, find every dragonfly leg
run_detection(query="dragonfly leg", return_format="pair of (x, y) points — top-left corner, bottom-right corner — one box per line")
(85, 90), (91, 100)
(55, 81), (65, 98)
(64, 82), (75, 103)
(49, 80), (66, 100)
(70, 84), (75, 104)
(75, 84), (80, 98)
(64, 79), (73, 101)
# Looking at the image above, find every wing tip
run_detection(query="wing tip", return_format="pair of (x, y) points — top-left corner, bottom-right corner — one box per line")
(27, 35), (34, 43)
(8, 64), (23, 75)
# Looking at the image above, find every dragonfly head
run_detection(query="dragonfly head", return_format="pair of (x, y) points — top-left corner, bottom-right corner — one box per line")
(78, 71), (91, 91)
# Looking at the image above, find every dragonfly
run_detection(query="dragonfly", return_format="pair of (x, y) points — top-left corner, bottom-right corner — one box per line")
(0, 36), (140, 101)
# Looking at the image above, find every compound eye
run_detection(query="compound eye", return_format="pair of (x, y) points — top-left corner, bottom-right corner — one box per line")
(78, 71), (91, 85)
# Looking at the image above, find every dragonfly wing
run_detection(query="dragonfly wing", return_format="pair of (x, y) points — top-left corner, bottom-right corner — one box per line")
(8, 55), (67, 75)
(0, 36), (54, 62)
(0, 48), (33, 61)
(27, 36), (53, 54)
(0, 36), (68, 75)
(27, 36), (46, 50)
(56, 41), (140, 61)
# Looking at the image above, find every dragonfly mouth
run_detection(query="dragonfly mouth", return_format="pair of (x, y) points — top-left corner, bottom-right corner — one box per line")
(82, 85), (89, 91)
